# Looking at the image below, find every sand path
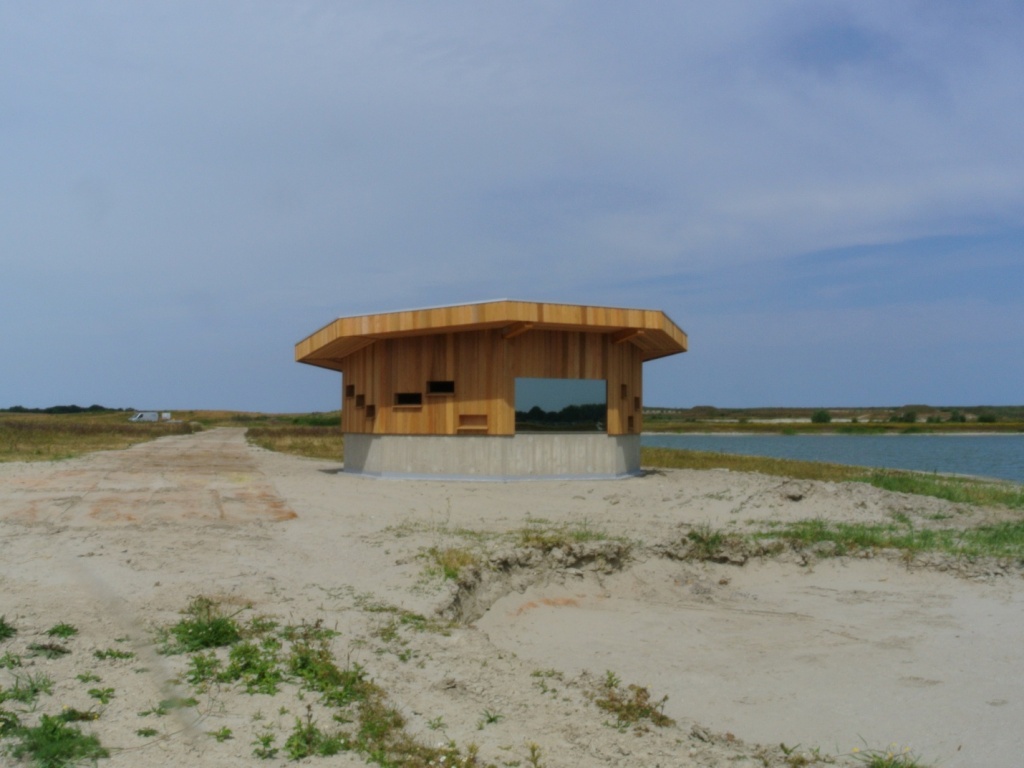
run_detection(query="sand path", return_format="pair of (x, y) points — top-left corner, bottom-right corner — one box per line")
(1, 428), (1022, 766)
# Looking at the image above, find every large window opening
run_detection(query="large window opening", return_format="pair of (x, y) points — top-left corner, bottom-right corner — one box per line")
(514, 378), (607, 432)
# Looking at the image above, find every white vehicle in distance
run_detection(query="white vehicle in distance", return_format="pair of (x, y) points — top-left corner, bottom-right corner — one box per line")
(129, 411), (172, 422)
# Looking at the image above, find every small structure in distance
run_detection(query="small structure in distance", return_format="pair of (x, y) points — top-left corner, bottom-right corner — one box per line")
(295, 299), (687, 479)
(129, 411), (172, 422)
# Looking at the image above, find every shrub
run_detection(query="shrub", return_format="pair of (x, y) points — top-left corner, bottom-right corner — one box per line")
(811, 410), (831, 424)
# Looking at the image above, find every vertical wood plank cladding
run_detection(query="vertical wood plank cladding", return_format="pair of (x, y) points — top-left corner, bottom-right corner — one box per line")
(338, 327), (643, 437)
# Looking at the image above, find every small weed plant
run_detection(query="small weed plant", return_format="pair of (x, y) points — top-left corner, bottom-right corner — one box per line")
(589, 671), (675, 733)
(0, 616), (17, 642)
(45, 623), (78, 639)
(850, 744), (931, 767)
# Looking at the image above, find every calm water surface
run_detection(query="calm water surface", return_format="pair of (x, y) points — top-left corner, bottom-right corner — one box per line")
(642, 433), (1024, 484)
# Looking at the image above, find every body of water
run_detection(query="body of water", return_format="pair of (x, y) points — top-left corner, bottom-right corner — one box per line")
(642, 433), (1024, 484)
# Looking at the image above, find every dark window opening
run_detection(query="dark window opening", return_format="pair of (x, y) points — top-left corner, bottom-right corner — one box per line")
(394, 392), (423, 406)
(345, 384), (355, 398)
(365, 405), (376, 419)
(355, 394), (365, 408)
(427, 380), (455, 395)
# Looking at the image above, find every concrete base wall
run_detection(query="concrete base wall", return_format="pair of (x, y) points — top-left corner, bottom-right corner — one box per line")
(343, 433), (641, 480)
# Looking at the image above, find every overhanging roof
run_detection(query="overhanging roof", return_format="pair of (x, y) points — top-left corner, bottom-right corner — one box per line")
(295, 299), (687, 372)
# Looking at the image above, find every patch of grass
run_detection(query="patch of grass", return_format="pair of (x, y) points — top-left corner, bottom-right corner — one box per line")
(1, 673), (54, 705)
(426, 546), (480, 580)
(45, 622), (78, 639)
(0, 616), (17, 642)
(642, 446), (866, 482)
(284, 705), (346, 759)
(516, 519), (618, 552)
(219, 637), (285, 695)
(761, 516), (1024, 559)
(850, 744), (932, 767)
(136, 727), (159, 738)
(209, 726), (234, 742)
(589, 672), (675, 732)
(865, 470), (1024, 509)
(246, 426), (343, 461)
(0, 414), (196, 462)
(76, 672), (101, 684)
(4, 713), (109, 767)
(0, 652), (22, 669)
(0, 707), (21, 737)
(252, 729), (279, 759)
(162, 596), (243, 654)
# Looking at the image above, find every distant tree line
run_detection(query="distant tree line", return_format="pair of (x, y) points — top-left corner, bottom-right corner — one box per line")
(2, 404), (132, 414)
(515, 402), (606, 431)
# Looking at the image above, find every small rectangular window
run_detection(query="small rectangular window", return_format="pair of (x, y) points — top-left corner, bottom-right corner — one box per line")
(620, 384), (628, 399)
(394, 392), (423, 406)
(355, 394), (365, 408)
(365, 405), (376, 419)
(634, 396), (641, 410)
(345, 385), (355, 398)
(628, 415), (635, 432)
(427, 380), (455, 395)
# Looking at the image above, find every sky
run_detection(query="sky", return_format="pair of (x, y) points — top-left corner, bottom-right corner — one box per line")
(3, 1), (1023, 412)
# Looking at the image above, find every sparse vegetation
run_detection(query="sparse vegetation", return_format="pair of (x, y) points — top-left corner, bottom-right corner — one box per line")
(589, 672), (675, 732)
(642, 447), (1024, 509)
(93, 648), (134, 660)
(0, 617), (15, 642)
(4, 714), (109, 767)
(425, 546), (480, 580)
(0, 412), (196, 462)
(45, 623), (78, 640)
(246, 426), (342, 461)
(850, 744), (931, 767)
(160, 596), (244, 654)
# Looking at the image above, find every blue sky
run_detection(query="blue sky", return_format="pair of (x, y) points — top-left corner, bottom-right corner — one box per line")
(3, 2), (1022, 411)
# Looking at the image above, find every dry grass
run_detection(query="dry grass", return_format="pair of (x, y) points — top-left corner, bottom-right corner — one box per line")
(245, 427), (343, 462)
(0, 415), (195, 463)
(642, 446), (866, 481)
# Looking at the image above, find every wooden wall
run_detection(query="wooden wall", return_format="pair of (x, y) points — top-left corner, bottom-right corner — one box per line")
(340, 329), (643, 436)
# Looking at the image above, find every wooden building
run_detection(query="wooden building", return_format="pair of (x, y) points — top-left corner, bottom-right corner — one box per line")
(295, 300), (687, 478)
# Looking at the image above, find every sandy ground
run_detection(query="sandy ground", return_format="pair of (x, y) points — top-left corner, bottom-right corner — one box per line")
(1, 428), (1022, 767)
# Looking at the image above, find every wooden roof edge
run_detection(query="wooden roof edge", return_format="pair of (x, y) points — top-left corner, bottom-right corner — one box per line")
(296, 299), (687, 361)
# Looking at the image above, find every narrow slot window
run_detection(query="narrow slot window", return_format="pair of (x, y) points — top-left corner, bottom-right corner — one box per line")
(394, 392), (423, 406)
(620, 384), (628, 399)
(427, 380), (455, 395)
(365, 405), (376, 419)
(634, 396), (641, 410)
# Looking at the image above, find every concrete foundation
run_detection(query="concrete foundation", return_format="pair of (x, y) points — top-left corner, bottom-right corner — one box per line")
(343, 433), (641, 480)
